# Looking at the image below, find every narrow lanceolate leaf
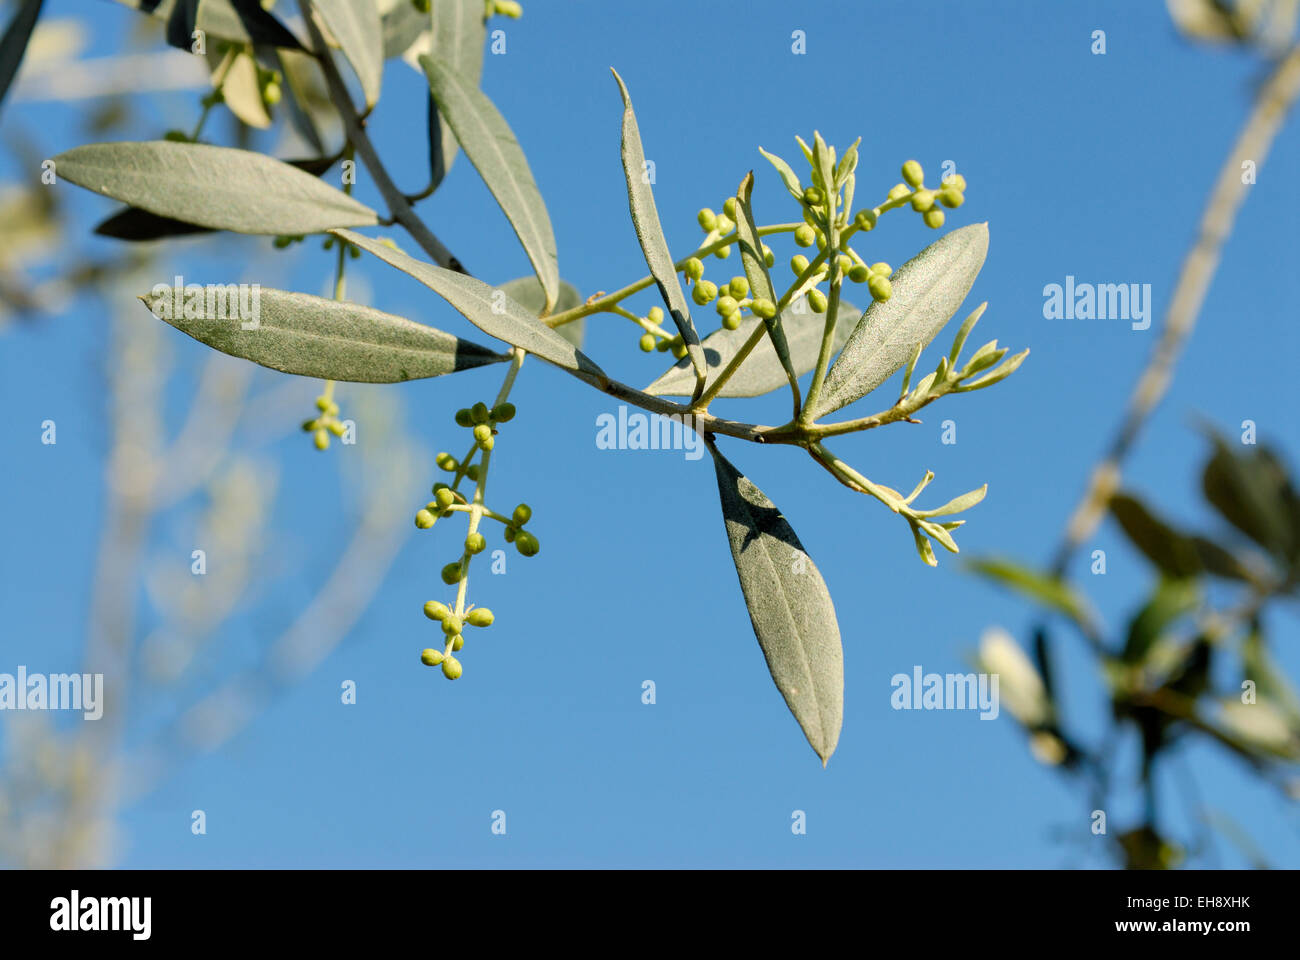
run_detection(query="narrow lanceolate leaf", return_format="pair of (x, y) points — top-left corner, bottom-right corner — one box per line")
(312, 0), (384, 108)
(427, 0), (487, 188)
(710, 444), (844, 765)
(758, 146), (803, 201)
(93, 156), (340, 241)
(139, 285), (506, 383)
(0, 0), (42, 121)
(335, 229), (605, 382)
(646, 302), (858, 398)
(420, 53), (558, 313)
(118, 0), (304, 51)
(611, 68), (707, 396)
(498, 276), (585, 349)
(811, 222), (989, 418)
(735, 171), (799, 409)
(53, 141), (379, 235)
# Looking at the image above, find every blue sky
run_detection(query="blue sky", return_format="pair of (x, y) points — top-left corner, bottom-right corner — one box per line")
(2, 0), (1298, 867)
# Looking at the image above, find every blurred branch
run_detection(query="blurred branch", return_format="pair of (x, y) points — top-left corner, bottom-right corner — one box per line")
(1052, 42), (1300, 577)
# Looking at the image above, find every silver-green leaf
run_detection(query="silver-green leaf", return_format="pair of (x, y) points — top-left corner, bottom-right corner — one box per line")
(735, 171), (799, 408)
(312, 0), (384, 108)
(336, 229), (605, 382)
(710, 443), (844, 765)
(426, 0), (487, 185)
(139, 285), (506, 383)
(611, 68), (708, 396)
(419, 53), (558, 314)
(52, 141), (380, 235)
(810, 222), (989, 419)
(646, 301), (858, 398)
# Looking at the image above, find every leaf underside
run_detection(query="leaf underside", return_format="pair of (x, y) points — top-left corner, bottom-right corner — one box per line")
(711, 443), (844, 765)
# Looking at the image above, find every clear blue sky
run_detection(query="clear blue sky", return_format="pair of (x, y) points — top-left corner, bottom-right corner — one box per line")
(2, 0), (1298, 867)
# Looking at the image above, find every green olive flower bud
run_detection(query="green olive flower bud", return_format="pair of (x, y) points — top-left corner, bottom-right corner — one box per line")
(790, 254), (810, 276)
(715, 215), (735, 235)
(802, 186), (824, 206)
(793, 224), (816, 247)
(473, 424), (493, 445)
(328, 421), (345, 437)
(424, 600), (449, 621)
(442, 614), (462, 636)
(837, 255), (854, 274)
(452, 634), (464, 651)
(910, 190), (936, 212)
(441, 562), (463, 585)
(901, 159), (924, 188)
(692, 280), (718, 305)
(494, 0), (523, 17)
(728, 276), (749, 299)
(684, 257), (704, 281)
(671, 341), (688, 359)
(263, 82), (281, 106)
(412, 0), (431, 12)
(491, 402), (516, 423)
(466, 464), (480, 482)
(503, 524), (517, 543)
(697, 208), (717, 231)
(808, 289), (828, 314)
(315, 396), (330, 412)
(421, 648), (444, 666)
(435, 452), (458, 472)
(441, 656), (462, 679)
(715, 295), (738, 317)
(471, 402), (490, 424)
(655, 338), (671, 352)
(887, 183), (911, 202)
(515, 531), (540, 556)
(868, 275), (893, 302)
(938, 187), (964, 209)
(853, 209), (877, 231)
(455, 408), (473, 427)
(639, 333), (656, 352)
(722, 197), (737, 219)
(721, 313), (741, 331)
(923, 208), (945, 229)
(848, 264), (871, 283)
(314, 429), (329, 451)
(435, 488), (456, 511)
(870, 262), (893, 278)
(512, 503), (532, 525)
(466, 532), (487, 555)
(467, 608), (494, 628)
(415, 509), (436, 529)
(942, 173), (967, 192)
(714, 245), (731, 260)
(750, 298), (777, 319)
(762, 244), (775, 267)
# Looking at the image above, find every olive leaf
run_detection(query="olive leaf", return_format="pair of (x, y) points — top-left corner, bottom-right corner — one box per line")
(1123, 578), (1199, 665)
(710, 442), (844, 766)
(1202, 436), (1300, 567)
(966, 556), (1095, 629)
(0, 0), (42, 121)
(53, 141), (378, 235)
(645, 301), (858, 398)
(611, 68), (708, 397)
(735, 171), (799, 409)
(115, 0), (303, 52)
(311, 0), (384, 109)
(810, 222), (989, 419)
(93, 156), (340, 242)
(426, 0), (487, 190)
(497, 276), (585, 349)
(335, 228), (605, 382)
(419, 53), (558, 314)
(139, 285), (506, 383)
